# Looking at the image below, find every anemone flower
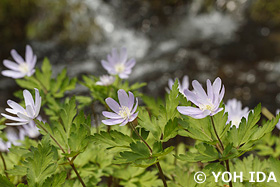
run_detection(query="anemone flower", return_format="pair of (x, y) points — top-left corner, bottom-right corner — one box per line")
(276, 109), (280, 130)
(102, 89), (138, 126)
(2, 45), (37, 79)
(167, 75), (189, 94)
(1, 88), (41, 126)
(101, 47), (136, 79)
(177, 77), (225, 119)
(21, 116), (42, 138)
(225, 99), (249, 128)
(96, 75), (115, 86)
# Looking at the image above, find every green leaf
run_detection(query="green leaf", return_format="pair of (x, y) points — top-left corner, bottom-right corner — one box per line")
(166, 79), (180, 121)
(162, 118), (178, 142)
(0, 174), (15, 187)
(42, 172), (67, 187)
(60, 97), (77, 138)
(137, 107), (161, 140)
(26, 137), (58, 187)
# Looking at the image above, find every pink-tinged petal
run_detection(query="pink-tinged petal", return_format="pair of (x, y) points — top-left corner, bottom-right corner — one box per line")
(105, 98), (121, 113)
(102, 111), (121, 119)
(23, 90), (35, 109)
(7, 100), (26, 114)
(192, 80), (208, 100)
(125, 58), (136, 69)
(131, 98), (138, 114)
(128, 91), (134, 110)
(128, 112), (139, 122)
(120, 47), (127, 63)
(34, 88), (41, 117)
(206, 79), (214, 101)
(119, 119), (129, 126)
(2, 70), (25, 79)
(3, 60), (19, 71)
(102, 118), (125, 126)
(184, 89), (201, 106)
(118, 89), (129, 107)
(11, 49), (24, 64)
(101, 60), (112, 72)
(25, 45), (33, 63)
(1, 113), (28, 122)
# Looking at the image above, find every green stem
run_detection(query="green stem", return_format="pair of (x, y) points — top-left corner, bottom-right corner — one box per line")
(0, 152), (8, 179)
(129, 123), (167, 187)
(210, 116), (232, 187)
(35, 121), (86, 187)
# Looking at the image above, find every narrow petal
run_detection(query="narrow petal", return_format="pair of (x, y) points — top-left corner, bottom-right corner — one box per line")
(118, 89), (129, 107)
(125, 58), (136, 69)
(3, 60), (19, 71)
(119, 119), (129, 126)
(26, 105), (35, 118)
(102, 118), (125, 126)
(218, 85), (225, 104)
(7, 100), (26, 114)
(192, 80), (208, 100)
(212, 77), (222, 98)
(206, 79), (214, 101)
(5, 108), (17, 115)
(5, 122), (27, 126)
(177, 106), (203, 115)
(23, 90), (35, 109)
(105, 98), (121, 113)
(184, 89), (201, 106)
(11, 49), (24, 64)
(128, 112), (139, 122)
(25, 45), (33, 64)
(102, 111), (122, 119)
(168, 79), (174, 91)
(130, 98), (138, 114)
(17, 112), (32, 121)
(111, 48), (119, 62)
(101, 60), (112, 72)
(29, 55), (37, 69)
(34, 88), (41, 117)
(1, 113), (28, 122)
(119, 73), (129, 79)
(128, 91), (134, 110)
(2, 70), (25, 79)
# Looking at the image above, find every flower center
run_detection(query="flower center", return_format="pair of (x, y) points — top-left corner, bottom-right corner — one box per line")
(199, 103), (215, 112)
(118, 106), (131, 119)
(114, 63), (125, 73)
(18, 63), (29, 74)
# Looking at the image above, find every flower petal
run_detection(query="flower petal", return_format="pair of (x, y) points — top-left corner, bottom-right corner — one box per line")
(1, 113), (28, 122)
(102, 111), (121, 119)
(120, 47), (127, 63)
(119, 119), (129, 126)
(206, 79), (213, 101)
(118, 89), (129, 107)
(128, 91), (134, 111)
(7, 100), (26, 114)
(25, 45), (33, 64)
(102, 118), (125, 126)
(192, 80), (208, 100)
(125, 58), (136, 69)
(129, 112), (138, 122)
(101, 60), (112, 72)
(184, 89), (201, 106)
(3, 60), (19, 71)
(105, 98), (121, 113)
(2, 70), (25, 79)
(11, 49), (24, 64)
(23, 90), (35, 109)
(131, 98), (138, 114)
(34, 88), (41, 117)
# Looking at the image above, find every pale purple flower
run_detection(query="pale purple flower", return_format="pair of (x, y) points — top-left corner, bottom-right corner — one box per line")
(101, 47), (136, 79)
(1, 88), (41, 126)
(96, 75), (115, 86)
(167, 75), (189, 94)
(225, 99), (249, 128)
(0, 127), (25, 152)
(2, 45), (37, 79)
(102, 89), (138, 126)
(276, 109), (280, 130)
(177, 77), (225, 119)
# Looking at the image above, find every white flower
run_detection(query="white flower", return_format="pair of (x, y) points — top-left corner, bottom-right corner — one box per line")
(167, 75), (189, 94)
(2, 45), (37, 79)
(0, 127), (25, 152)
(1, 88), (41, 126)
(21, 116), (42, 138)
(96, 75), (115, 86)
(225, 98), (249, 128)
(101, 47), (136, 79)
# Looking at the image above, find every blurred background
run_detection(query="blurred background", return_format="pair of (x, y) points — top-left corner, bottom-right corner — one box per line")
(0, 0), (280, 113)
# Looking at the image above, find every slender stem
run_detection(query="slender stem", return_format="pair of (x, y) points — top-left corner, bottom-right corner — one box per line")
(210, 116), (232, 187)
(129, 122), (168, 187)
(129, 123), (152, 154)
(35, 121), (86, 187)
(210, 116), (224, 150)
(0, 152), (8, 179)
(261, 107), (275, 120)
